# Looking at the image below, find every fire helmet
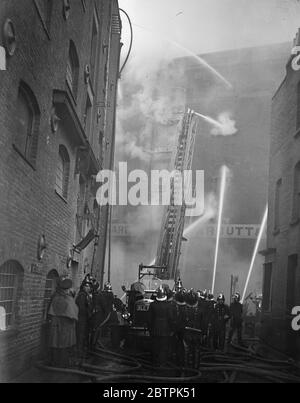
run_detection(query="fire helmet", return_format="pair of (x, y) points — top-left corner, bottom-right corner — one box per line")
(186, 289), (198, 306)
(207, 293), (214, 301)
(233, 292), (241, 302)
(156, 287), (167, 302)
(175, 278), (183, 291)
(217, 293), (225, 303)
(104, 282), (113, 292)
(174, 289), (186, 304)
(199, 290), (207, 300)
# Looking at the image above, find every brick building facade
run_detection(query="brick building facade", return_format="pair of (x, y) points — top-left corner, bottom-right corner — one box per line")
(261, 33), (300, 358)
(0, 0), (121, 380)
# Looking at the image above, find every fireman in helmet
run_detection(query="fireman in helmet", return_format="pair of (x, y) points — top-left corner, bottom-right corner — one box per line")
(212, 293), (230, 351)
(205, 292), (216, 348)
(148, 287), (173, 367)
(184, 289), (202, 368)
(171, 288), (187, 367)
(228, 292), (243, 345)
(90, 282), (114, 348)
(75, 278), (93, 360)
(197, 290), (208, 345)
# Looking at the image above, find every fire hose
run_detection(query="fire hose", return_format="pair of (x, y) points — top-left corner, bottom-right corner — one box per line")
(36, 323), (300, 383)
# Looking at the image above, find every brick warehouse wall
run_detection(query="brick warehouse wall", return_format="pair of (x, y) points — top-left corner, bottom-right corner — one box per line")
(0, 0), (121, 380)
(262, 49), (300, 358)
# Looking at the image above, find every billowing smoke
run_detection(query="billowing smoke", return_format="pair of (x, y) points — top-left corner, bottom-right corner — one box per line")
(210, 111), (238, 136)
(193, 111), (238, 136)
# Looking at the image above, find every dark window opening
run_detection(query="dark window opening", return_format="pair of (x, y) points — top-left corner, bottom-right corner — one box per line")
(55, 145), (70, 199)
(0, 260), (24, 331)
(262, 263), (272, 312)
(43, 269), (59, 319)
(66, 41), (79, 99)
(292, 162), (300, 222)
(84, 94), (93, 140)
(90, 15), (99, 87)
(286, 255), (297, 313)
(15, 82), (40, 167)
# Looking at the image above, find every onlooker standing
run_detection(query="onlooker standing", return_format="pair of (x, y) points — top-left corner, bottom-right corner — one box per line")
(48, 277), (78, 367)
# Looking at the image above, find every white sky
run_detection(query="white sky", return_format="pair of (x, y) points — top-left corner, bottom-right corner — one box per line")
(119, 0), (300, 65)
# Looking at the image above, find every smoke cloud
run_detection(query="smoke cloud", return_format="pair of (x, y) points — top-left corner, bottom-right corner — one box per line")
(210, 111), (238, 136)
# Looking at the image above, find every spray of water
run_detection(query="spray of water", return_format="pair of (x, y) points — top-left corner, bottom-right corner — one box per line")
(241, 205), (268, 304)
(133, 23), (232, 89)
(212, 166), (228, 295)
(194, 111), (238, 136)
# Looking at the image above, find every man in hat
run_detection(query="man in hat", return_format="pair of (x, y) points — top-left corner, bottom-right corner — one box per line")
(228, 292), (243, 346)
(171, 289), (187, 367)
(148, 287), (173, 367)
(48, 277), (78, 367)
(184, 289), (202, 368)
(75, 279), (93, 360)
(212, 293), (230, 351)
(90, 282), (115, 348)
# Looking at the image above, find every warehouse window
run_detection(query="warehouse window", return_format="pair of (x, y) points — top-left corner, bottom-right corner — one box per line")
(55, 145), (70, 200)
(262, 263), (272, 312)
(43, 270), (59, 319)
(0, 261), (24, 331)
(83, 93), (93, 139)
(90, 11), (99, 87)
(15, 82), (40, 167)
(66, 41), (79, 99)
(274, 179), (282, 232)
(286, 255), (297, 313)
(292, 162), (300, 222)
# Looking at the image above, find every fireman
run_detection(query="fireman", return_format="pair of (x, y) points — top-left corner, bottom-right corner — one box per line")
(206, 292), (216, 348)
(90, 282), (115, 348)
(175, 278), (183, 292)
(184, 289), (202, 368)
(75, 279), (93, 360)
(148, 287), (173, 367)
(197, 290), (209, 346)
(212, 293), (230, 351)
(171, 288), (187, 367)
(228, 292), (243, 345)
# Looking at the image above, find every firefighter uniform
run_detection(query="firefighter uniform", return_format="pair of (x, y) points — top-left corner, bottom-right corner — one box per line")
(212, 294), (230, 351)
(90, 283), (114, 347)
(148, 288), (173, 367)
(184, 290), (202, 369)
(75, 280), (93, 359)
(205, 294), (216, 349)
(170, 290), (187, 367)
(228, 293), (243, 345)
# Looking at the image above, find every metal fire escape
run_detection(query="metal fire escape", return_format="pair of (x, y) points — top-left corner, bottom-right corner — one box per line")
(155, 109), (199, 280)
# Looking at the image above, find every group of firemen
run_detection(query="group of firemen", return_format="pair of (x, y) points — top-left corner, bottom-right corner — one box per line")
(147, 281), (244, 368)
(47, 273), (121, 367)
(74, 275), (123, 359)
(47, 274), (244, 369)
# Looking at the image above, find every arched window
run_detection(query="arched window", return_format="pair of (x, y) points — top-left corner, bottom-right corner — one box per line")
(292, 162), (300, 222)
(43, 270), (59, 319)
(15, 82), (40, 166)
(55, 145), (70, 199)
(66, 41), (79, 98)
(0, 260), (24, 331)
